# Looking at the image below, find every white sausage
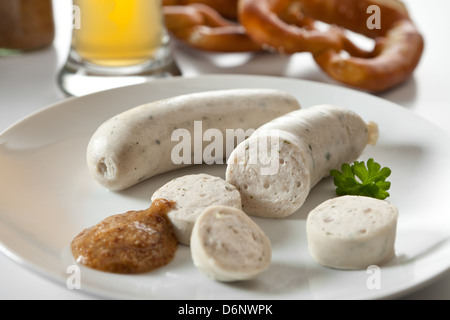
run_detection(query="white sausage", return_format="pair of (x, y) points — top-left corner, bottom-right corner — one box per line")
(87, 89), (301, 190)
(190, 205), (272, 282)
(306, 195), (398, 269)
(151, 174), (242, 245)
(226, 104), (379, 218)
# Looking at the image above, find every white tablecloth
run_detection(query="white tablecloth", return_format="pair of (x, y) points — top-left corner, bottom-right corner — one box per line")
(0, 0), (449, 300)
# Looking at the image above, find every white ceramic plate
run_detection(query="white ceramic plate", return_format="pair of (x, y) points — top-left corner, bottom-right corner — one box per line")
(1, 75), (449, 300)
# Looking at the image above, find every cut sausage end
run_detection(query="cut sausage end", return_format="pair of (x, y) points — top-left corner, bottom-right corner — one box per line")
(190, 205), (272, 282)
(226, 130), (312, 218)
(306, 195), (398, 270)
(151, 174), (242, 245)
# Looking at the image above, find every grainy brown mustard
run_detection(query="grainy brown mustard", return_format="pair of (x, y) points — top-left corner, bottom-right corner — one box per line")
(71, 199), (177, 274)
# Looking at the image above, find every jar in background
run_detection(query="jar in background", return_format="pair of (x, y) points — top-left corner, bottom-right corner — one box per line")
(58, 0), (181, 96)
(0, 0), (55, 54)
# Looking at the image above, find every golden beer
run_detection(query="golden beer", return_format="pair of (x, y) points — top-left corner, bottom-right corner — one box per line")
(72, 0), (164, 67)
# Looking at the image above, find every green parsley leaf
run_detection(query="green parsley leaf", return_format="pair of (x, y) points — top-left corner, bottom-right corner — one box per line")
(330, 158), (391, 200)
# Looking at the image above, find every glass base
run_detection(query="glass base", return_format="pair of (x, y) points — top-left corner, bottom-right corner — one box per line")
(57, 49), (182, 97)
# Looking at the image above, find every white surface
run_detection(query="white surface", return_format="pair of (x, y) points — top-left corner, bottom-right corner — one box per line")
(0, 0), (449, 300)
(1, 75), (450, 300)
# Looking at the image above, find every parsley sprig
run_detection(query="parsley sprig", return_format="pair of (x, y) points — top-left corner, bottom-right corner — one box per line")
(330, 158), (391, 200)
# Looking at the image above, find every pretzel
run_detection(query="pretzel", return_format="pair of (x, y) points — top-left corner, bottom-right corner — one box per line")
(163, 0), (239, 20)
(238, 0), (347, 54)
(239, 0), (424, 92)
(163, 3), (262, 52)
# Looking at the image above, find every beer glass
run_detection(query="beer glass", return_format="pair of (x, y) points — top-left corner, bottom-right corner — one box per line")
(58, 0), (181, 96)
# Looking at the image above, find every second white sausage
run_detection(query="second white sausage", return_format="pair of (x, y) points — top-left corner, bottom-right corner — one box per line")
(226, 104), (379, 218)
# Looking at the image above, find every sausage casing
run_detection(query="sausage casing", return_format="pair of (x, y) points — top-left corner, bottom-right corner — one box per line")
(87, 89), (301, 190)
(226, 104), (378, 218)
